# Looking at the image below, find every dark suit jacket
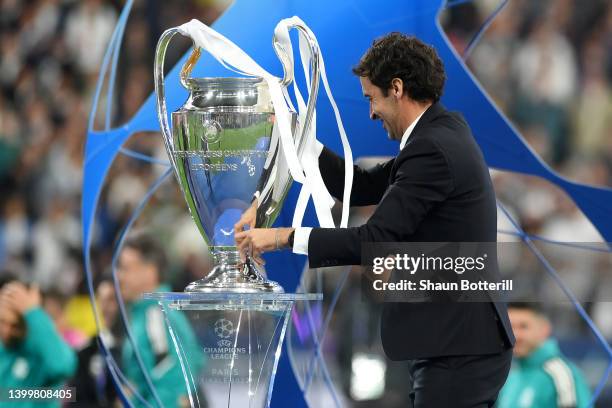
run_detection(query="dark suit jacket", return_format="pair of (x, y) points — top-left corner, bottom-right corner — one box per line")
(308, 102), (515, 360)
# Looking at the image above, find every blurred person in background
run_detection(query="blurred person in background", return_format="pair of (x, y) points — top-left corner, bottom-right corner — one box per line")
(498, 302), (591, 408)
(118, 234), (205, 408)
(42, 287), (88, 349)
(0, 194), (31, 269)
(511, 9), (577, 165)
(64, 0), (117, 77)
(0, 276), (77, 408)
(70, 279), (120, 407)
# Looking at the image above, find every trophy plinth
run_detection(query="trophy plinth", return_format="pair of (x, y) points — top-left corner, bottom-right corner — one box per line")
(185, 251), (283, 293)
(143, 292), (321, 408)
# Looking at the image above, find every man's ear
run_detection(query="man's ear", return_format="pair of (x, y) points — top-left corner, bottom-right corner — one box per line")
(391, 78), (404, 99)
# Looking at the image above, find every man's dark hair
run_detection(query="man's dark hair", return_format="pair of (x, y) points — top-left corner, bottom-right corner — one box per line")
(123, 235), (167, 277)
(352, 32), (446, 102)
(508, 301), (547, 317)
(0, 273), (18, 290)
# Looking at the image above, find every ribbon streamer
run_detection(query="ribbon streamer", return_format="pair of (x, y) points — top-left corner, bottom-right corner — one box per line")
(174, 18), (353, 229)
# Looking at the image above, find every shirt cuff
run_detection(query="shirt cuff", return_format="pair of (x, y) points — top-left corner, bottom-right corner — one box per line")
(292, 227), (312, 255)
(252, 191), (260, 207)
(316, 141), (325, 156)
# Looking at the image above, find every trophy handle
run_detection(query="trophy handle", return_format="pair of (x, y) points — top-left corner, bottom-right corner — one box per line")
(154, 27), (182, 174)
(155, 29), (201, 169)
(273, 23), (321, 158)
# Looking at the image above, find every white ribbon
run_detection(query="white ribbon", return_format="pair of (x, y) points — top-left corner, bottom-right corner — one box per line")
(176, 17), (353, 229)
(274, 17), (354, 228)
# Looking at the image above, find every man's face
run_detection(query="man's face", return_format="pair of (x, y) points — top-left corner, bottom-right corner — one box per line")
(359, 76), (402, 141)
(118, 247), (152, 302)
(509, 308), (551, 358)
(0, 301), (25, 346)
(97, 281), (118, 328)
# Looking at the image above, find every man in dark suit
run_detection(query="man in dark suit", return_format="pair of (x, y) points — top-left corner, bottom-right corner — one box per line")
(236, 32), (515, 407)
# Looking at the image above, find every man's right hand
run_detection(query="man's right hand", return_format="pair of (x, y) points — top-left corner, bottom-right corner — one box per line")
(234, 199), (258, 235)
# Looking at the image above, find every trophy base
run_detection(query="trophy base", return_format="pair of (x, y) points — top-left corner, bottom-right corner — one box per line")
(142, 291), (321, 408)
(185, 250), (284, 293)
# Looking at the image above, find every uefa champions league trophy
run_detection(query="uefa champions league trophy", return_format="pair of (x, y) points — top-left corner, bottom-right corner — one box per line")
(145, 18), (323, 408)
(154, 33), (309, 294)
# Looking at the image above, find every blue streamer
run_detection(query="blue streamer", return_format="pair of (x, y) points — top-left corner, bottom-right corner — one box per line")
(458, 5), (610, 400)
(84, 0), (173, 403)
(119, 147), (171, 167)
(497, 229), (611, 254)
(97, 336), (152, 408)
(83, 211), (146, 408)
(300, 267), (350, 404)
(83, 0), (158, 405)
(109, 167), (173, 408)
(462, 0), (509, 61)
(88, 0), (134, 133)
(497, 201), (612, 406)
(104, 0), (130, 132)
(81, 3), (138, 394)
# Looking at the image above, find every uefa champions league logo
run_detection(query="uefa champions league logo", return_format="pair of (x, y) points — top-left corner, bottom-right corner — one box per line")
(207, 318), (245, 356)
(214, 318), (235, 347)
(214, 318), (234, 338)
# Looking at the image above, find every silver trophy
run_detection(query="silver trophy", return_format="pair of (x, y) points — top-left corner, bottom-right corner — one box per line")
(154, 24), (319, 293)
(149, 21), (325, 407)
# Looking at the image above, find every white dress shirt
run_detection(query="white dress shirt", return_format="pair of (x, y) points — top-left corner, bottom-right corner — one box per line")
(292, 109), (427, 255)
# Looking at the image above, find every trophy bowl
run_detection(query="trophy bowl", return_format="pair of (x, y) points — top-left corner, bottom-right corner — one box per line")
(171, 75), (293, 293)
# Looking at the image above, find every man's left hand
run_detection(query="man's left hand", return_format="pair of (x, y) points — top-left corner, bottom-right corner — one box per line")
(235, 227), (294, 264)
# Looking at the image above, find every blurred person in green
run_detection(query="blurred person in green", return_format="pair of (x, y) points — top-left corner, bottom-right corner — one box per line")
(498, 302), (591, 408)
(0, 277), (77, 408)
(118, 235), (205, 408)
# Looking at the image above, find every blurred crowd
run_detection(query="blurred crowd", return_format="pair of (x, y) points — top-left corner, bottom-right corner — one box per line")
(444, 0), (612, 179)
(441, 0), (612, 261)
(0, 0), (229, 297)
(0, 0), (611, 406)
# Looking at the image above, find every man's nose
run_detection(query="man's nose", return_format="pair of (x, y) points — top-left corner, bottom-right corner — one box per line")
(369, 105), (378, 120)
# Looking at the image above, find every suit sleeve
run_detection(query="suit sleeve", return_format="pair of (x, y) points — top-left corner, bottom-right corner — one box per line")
(319, 146), (395, 206)
(309, 137), (454, 268)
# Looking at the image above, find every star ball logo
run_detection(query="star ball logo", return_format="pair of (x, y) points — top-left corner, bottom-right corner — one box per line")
(214, 318), (234, 339)
(206, 318), (246, 358)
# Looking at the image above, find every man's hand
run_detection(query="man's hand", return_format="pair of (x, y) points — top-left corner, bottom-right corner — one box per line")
(0, 282), (41, 316)
(235, 227), (294, 264)
(234, 199), (258, 234)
